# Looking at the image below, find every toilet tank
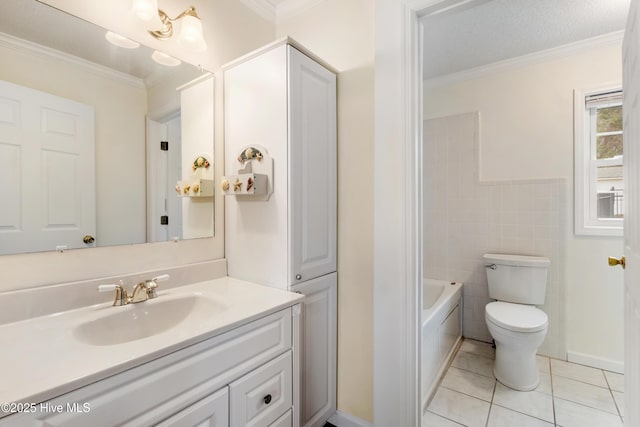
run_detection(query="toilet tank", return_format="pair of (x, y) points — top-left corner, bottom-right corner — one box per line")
(483, 253), (550, 304)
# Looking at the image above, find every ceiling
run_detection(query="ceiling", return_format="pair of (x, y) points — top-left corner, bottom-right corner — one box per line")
(422, 0), (631, 81)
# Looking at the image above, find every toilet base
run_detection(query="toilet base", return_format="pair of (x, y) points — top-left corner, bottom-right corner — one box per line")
(494, 344), (539, 391)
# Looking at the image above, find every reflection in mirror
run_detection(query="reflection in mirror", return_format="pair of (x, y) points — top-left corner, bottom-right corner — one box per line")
(0, 0), (214, 256)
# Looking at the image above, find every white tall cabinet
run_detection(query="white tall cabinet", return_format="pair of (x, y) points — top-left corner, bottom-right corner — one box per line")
(224, 39), (337, 427)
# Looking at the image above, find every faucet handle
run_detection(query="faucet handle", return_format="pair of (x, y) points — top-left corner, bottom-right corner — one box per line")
(98, 284), (128, 306)
(145, 274), (169, 299)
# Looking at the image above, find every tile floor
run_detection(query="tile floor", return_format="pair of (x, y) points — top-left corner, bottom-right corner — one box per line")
(424, 339), (625, 427)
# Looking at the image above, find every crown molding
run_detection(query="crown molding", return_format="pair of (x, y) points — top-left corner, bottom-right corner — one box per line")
(276, 0), (326, 23)
(0, 32), (145, 89)
(424, 30), (625, 89)
(238, 0), (276, 23)
(238, 0), (326, 24)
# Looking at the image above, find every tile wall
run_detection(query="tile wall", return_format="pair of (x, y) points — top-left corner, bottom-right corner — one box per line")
(423, 112), (568, 358)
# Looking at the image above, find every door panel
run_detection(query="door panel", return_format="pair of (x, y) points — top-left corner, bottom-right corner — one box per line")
(288, 47), (337, 285)
(0, 80), (95, 254)
(291, 273), (336, 427)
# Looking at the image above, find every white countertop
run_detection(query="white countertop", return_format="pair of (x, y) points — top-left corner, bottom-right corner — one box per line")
(0, 277), (303, 412)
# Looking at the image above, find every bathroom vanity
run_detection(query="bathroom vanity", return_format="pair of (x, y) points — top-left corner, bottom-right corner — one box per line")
(0, 278), (303, 427)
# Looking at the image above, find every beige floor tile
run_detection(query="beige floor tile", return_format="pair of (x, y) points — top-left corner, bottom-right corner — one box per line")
(441, 367), (496, 402)
(554, 397), (624, 427)
(460, 338), (496, 359)
(535, 370), (552, 395)
(604, 370), (625, 392)
(536, 355), (550, 373)
(612, 390), (624, 417)
(550, 359), (607, 387)
(451, 350), (495, 378)
(423, 411), (465, 427)
(492, 382), (554, 423)
(428, 387), (491, 427)
(487, 405), (554, 427)
(552, 375), (618, 415)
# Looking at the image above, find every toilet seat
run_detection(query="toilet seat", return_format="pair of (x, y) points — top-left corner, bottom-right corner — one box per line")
(485, 301), (547, 333)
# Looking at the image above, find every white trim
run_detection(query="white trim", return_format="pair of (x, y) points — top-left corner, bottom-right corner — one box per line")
(221, 36), (337, 74)
(567, 351), (624, 374)
(328, 410), (373, 427)
(0, 32), (145, 90)
(374, 1), (450, 426)
(276, 0), (326, 23)
(238, 0), (326, 24)
(175, 73), (215, 92)
(424, 30), (625, 89)
(237, 0), (276, 22)
(574, 84), (624, 237)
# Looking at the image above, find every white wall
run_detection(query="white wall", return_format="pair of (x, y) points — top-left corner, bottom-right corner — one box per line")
(424, 41), (625, 368)
(0, 41), (147, 248)
(180, 76), (215, 239)
(0, 1), (276, 291)
(276, 0), (375, 421)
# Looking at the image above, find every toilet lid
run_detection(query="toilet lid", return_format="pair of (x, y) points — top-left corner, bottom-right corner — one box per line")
(485, 301), (548, 333)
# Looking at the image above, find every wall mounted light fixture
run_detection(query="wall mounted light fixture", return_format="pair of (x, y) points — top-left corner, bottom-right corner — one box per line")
(132, 0), (207, 52)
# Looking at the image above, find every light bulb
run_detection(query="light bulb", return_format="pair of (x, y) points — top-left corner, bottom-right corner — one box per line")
(151, 50), (181, 67)
(132, 0), (158, 21)
(105, 31), (140, 49)
(178, 14), (207, 52)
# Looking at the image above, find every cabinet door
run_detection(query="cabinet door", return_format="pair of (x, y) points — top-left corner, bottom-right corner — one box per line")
(288, 47), (337, 285)
(156, 387), (229, 427)
(229, 351), (292, 427)
(291, 273), (337, 427)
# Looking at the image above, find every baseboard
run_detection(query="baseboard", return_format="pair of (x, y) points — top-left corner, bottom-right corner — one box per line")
(567, 351), (624, 374)
(328, 410), (373, 427)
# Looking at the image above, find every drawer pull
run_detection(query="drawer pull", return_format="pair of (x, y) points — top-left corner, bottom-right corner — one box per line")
(264, 394), (272, 405)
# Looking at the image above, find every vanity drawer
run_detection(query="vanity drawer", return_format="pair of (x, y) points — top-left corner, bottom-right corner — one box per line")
(230, 350), (292, 427)
(269, 409), (292, 427)
(155, 387), (229, 427)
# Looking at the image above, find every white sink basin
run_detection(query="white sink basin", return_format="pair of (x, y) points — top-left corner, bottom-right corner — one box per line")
(73, 294), (225, 346)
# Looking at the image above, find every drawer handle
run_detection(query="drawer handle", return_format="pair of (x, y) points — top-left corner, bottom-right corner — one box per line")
(264, 394), (272, 405)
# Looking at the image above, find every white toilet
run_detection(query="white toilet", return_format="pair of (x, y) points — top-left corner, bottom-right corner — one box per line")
(483, 253), (550, 391)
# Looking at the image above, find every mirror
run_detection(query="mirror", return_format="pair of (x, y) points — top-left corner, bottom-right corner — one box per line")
(0, 0), (214, 256)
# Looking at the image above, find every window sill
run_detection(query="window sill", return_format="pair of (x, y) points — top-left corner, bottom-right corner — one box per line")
(575, 224), (623, 237)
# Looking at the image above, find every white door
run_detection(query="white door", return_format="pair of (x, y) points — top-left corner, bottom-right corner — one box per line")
(290, 273), (337, 427)
(288, 46), (337, 285)
(0, 80), (94, 255)
(623, 2), (640, 425)
(146, 116), (182, 243)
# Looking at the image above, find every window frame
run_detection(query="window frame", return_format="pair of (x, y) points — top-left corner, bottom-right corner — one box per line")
(574, 85), (624, 237)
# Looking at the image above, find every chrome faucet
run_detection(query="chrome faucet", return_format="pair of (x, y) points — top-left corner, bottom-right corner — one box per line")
(98, 274), (169, 306)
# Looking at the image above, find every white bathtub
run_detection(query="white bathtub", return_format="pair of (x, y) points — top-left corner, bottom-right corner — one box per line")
(421, 278), (463, 411)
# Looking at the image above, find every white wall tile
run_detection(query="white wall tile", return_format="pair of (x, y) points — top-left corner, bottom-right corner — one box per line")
(424, 113), (566, 358)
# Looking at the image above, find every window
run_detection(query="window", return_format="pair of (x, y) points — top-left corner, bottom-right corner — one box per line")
(575, 87), (624, 236)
